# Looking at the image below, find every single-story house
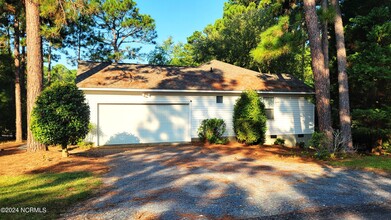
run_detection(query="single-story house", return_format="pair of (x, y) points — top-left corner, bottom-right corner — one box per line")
(77, 60), (314, 147)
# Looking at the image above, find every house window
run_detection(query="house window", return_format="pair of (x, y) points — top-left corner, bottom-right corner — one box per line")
(262, 97), (274, 119)
(216, 96), (223, 103)
(270, 135), (277, 139)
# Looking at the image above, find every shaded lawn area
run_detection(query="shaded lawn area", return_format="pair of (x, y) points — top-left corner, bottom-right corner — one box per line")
(0, 146), (108, 220)
(329, 155), (391, 172)
(0, 172), (101, 220)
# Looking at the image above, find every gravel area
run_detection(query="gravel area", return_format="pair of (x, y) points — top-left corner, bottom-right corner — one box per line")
(65, 144), (391, 219)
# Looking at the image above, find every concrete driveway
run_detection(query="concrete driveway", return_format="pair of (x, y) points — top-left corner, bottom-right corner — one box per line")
(66, 144), (391, 219)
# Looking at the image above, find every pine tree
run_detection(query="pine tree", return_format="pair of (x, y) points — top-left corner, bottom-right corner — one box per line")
(13, 14), (22, 142)
(26, 0), (45, 151)
(88, 0), (157, 62)
(331, 0), (353, 151)
(25, 0), (87, 151)
(303, 0), (333, 149)
(1, 1), (24, 142)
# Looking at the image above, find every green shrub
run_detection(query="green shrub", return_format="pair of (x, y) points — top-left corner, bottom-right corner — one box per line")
(233, 90), (267, 145)
(77, 141), (94, 149)
(383, 142), (391, 154)
(309, 132), (328, 149)
(31, 83), (90, 157)
(274, 138), (285, 146)
(296, 142), (306, 149)
(314, 148), (331, 160)
(198, 118), (228, 144)
(309, 132), (331, 159)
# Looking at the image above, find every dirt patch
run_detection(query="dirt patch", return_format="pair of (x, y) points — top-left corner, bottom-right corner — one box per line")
(177, 212), (236, 220)
(156, 143), (322, 174)
(202, 142), (319, 163)
(131, 187), (180, 205)
(0, 147), (109, 175)
(132, 211), (159, 220)
(162, 157), (215, 170)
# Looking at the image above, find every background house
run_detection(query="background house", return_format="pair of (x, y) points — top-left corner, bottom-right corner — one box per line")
(77, 60), (314, 146)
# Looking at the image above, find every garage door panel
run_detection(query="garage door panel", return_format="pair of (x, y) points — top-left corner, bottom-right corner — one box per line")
(98, 104), (189, 145)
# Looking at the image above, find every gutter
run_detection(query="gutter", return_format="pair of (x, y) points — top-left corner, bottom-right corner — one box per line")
(79, 87), (315, 95)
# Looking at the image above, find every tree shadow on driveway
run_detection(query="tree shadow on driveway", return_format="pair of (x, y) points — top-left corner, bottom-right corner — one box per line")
(66, 144), (391, 219)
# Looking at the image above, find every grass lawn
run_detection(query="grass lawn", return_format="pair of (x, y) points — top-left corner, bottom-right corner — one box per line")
(329, 155), (391, 172)
(0, 172), (101, 220)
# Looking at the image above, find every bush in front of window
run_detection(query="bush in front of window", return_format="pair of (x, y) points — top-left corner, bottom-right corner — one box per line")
(198, 118), (228, 144)
(274, 138), (285, 146)
(233, 90), (267, 145)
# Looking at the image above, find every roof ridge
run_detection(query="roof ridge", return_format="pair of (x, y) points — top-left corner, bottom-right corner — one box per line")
(77, 60), (195, 68)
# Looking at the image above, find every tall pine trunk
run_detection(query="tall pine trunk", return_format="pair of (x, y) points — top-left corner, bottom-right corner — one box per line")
(21, 38), (27, 140)
(26, 0), (45, 151)
(13, 18), (22, 142)
(321, 0), (331, 109)
(47, 42), (52, 85)
(331, 0), (353, 151)
(303, 0), (333, 148)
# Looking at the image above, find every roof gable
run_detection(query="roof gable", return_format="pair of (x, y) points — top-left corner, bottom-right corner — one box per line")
(76, 60), (313, 93)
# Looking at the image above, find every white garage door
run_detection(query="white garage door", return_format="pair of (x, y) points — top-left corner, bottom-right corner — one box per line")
(98, 103), (190, 145)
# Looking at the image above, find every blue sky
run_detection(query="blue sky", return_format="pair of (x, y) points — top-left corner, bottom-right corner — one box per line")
(138, 0), (226, 44)
(58, 0), (226, 69)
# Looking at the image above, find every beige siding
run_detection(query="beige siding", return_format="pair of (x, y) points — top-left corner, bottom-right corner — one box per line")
(190, 95), (237, 137)
(268, 96), (315, 135)
(82, 90), (314, 146)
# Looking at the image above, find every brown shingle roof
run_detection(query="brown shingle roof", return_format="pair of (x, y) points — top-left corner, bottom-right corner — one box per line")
(76, 60), (313, 93)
